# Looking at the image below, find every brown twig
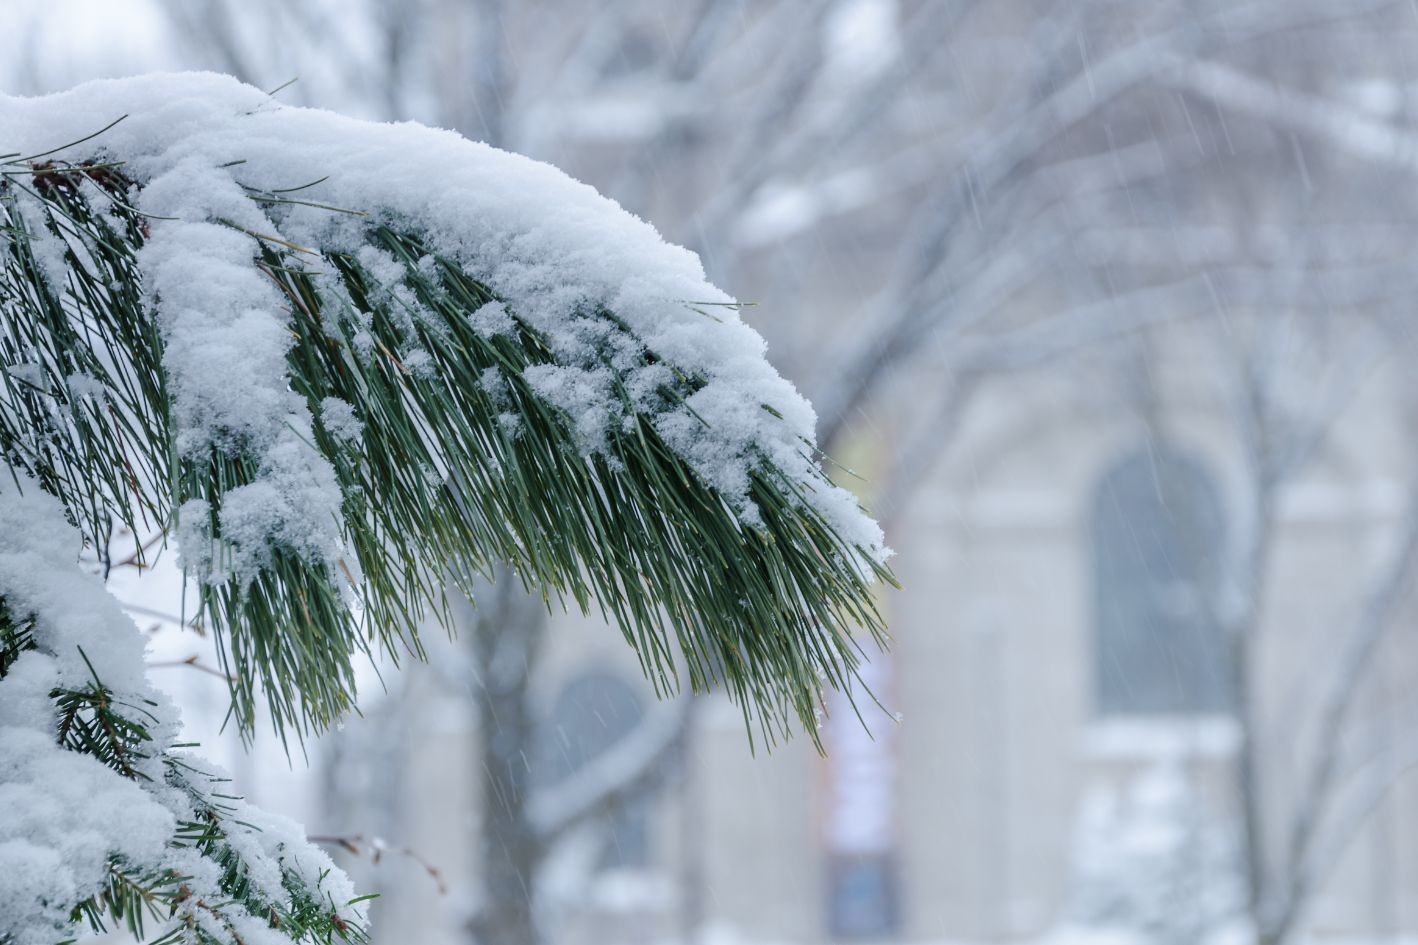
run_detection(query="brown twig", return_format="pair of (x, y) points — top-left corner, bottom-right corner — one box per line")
(309, 834), (447, 895)
(147, 655), (236, 682)
(110, 528), (167, 572)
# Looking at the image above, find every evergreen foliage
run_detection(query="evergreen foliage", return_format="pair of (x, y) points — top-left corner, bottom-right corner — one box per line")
(0, 152), (893, 746)
(0, 75), (894, 943)
(0, 560), (369, 945)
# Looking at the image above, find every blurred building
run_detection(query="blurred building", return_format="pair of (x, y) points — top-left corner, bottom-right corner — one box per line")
(355, 406), (1414, 945)
(313, 4), (1418, 943)
(324, 307), (1418, 945)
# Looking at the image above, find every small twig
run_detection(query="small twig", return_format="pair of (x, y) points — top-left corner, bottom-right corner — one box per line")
(147, 655), (235, 682)
(121, 601), (206, 634)
(111, 529), (167, 572)
(309, 834), (447, 894)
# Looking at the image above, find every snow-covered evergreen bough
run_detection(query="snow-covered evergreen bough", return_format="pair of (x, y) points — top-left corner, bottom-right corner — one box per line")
(0, 74), (893, 943)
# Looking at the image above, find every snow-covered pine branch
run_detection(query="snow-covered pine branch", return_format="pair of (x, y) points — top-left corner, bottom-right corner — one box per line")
(0, 72), (893, 744)
(0, 475), (367, 945)
(0, 71), (896, 944)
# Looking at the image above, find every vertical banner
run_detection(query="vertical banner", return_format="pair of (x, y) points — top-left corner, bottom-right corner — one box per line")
(820, 652), (899, 939)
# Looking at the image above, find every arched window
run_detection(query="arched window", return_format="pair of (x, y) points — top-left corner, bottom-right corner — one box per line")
(1093, 446), (1231, 715)
(534, 670), (655, 869)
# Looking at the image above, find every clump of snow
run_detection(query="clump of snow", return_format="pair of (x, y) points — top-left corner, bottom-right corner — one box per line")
(64, 371), (108, 401)
(0, 72), (889, 569)
(133, 158), (347, 584)
(13, 196), (70, 295)
(214, 425), (346, 579)
(320, 396), (363, 443)
(0, 477), (152, 698)
(0, 474), (363, 944)
(0, 719), (176, 941)
(403, 347), (435, 376)
(523, 364), (615, 453)
(469, 298), (515, 336)
(175, 497), (215, 577)
(5, 361), (44, 388)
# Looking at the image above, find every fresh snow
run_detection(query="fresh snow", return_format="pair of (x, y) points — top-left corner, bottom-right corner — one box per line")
(0, 72), (890, 585)
(0, 474), (363, 945)
(320, 395), (364, 443)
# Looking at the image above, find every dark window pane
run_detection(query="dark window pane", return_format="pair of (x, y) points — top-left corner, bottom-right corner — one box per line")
(1094, 446), (1231, 715)
(827, 854), (899, 940)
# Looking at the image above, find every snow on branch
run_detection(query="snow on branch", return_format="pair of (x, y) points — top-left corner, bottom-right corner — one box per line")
(0, 73), (894, 742)
(0, 474), (367, 945)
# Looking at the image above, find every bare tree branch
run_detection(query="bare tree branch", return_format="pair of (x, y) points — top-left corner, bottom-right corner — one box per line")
(528, 695), (691, 844)
(1173, 58), (1418, 172)
(1270, 479), (1418, 940)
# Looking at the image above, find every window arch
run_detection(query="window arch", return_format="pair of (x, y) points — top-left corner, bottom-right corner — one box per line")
(1093, 445), (1231, 715)
(534, 670), (656, 869)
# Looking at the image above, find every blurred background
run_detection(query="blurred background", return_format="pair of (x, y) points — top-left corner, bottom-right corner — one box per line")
(9, 1), (1418, 942)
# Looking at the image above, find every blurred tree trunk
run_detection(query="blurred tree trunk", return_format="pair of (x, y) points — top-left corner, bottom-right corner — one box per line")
(468, 567), (547, 945)
(441, 11), (544, 942)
